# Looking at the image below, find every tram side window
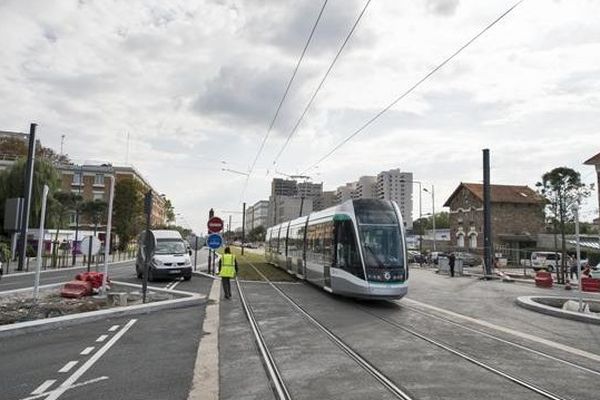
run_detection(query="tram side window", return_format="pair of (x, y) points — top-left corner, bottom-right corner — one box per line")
(335, 220), (364, 279)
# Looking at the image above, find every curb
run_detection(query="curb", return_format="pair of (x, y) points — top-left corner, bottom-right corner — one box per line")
(0, 282), (205, 338)
(515, 296), (600, 325)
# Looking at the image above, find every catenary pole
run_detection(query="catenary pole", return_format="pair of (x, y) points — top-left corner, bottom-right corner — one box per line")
(18, 123), (37, 271)
(483, 149), (493, 277)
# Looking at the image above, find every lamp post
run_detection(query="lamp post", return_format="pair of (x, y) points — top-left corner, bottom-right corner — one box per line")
(72, 164), (83, 266)
(423, 185), (436, 252)
(411, 180), (423, 255)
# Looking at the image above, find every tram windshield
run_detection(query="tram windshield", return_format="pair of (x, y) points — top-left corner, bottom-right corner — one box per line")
(354, 200), (404, 271)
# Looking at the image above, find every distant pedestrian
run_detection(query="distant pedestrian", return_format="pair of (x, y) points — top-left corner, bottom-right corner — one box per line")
(218, 247), (238, 299)
(568, 256), (578, 280)
(448, 253), (456, 277)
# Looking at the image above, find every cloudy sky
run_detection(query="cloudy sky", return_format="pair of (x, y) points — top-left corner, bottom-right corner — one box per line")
(1, 0), (599, 232)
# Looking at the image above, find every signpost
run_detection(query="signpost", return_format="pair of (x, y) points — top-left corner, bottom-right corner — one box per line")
(207, 213), (223, 274)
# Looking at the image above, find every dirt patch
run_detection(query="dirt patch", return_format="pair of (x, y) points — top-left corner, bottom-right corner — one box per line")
(0, 285), (178, 326)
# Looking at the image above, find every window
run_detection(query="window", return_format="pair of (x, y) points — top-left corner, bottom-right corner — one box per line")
(457, 233), (465, 248)
(94, 174), (104, 185)
(469, 233), (477, 249)
(93, 192), (104, 201)
(334, 219), (363, 278)
(69, 213), (77, 225)
(72, 173), (82, 185)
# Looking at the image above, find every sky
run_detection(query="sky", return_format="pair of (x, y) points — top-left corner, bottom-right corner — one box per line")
(1, 0), (599, 233)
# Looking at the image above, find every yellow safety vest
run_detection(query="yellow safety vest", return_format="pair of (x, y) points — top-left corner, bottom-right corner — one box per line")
(219, 254), (236, 278)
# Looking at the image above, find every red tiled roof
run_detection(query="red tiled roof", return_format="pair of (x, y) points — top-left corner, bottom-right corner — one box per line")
(444, 183), (546, 207)
(583, 152), (600, 166)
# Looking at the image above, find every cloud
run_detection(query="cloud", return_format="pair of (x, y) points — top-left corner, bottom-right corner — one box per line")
(426, 0), (460, 16)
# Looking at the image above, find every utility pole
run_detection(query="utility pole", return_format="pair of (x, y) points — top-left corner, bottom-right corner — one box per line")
(208, 208), (214, 274)
(72, 164), (83, 265)
(573, 203), (583, 312)
(18, 123), (37, 271)
(424, 185), (436, 252)
(142, 191), (153, 303)
(483, 149), (493, 277)
(242, 202), (246, 255)
(60, 134), (65, 157)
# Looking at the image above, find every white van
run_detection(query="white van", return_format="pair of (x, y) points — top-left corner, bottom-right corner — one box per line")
(530, 251), (561, 272)
(136, 230), (192, 281)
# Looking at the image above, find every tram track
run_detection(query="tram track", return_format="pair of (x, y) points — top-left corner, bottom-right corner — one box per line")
(238, 262), (415, 400)
(399, 302), (600, 378)
(358, 305), (572, 400)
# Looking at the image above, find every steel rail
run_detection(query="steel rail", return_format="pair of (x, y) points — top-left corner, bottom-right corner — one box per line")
(235, 277), (292, 400)
(246, 262), (415, 400)
(401, 302), (600, 377)
(361, 307), (569, 400)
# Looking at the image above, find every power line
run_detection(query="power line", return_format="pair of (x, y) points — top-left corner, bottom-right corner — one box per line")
(240, 0), (329, 201)
(301, 0), (526, 174)
(272, 0), (372, 167)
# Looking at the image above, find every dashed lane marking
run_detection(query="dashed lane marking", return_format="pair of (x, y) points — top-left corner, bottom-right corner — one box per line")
(58, 361), (78, 373)
(30, 380), (56, 395)
(80, 347), (94, 356)
(96, 335), (108, 342)
(108, 325), (119, 332)
(44, 319), (137, 400)
(20, 377), (108, 400)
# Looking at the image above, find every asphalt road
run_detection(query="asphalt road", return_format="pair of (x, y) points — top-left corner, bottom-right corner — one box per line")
(1, 271), (214, 400)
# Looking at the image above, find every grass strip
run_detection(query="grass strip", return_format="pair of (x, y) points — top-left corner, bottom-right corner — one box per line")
(220, 247), (295, 282)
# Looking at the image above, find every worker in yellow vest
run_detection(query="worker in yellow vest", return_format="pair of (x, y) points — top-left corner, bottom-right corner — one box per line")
(218, 247), (238, 299)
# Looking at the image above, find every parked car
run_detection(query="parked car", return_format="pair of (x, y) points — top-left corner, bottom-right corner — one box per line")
(530, 251), (561, 272)
(452, 252), (482, 267)
(407, 250), (425, 264)
(430, 252), (449, 265)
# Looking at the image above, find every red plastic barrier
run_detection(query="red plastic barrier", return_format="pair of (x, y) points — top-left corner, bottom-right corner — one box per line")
(581, 277), (600, 292)
(75, 272), (108, 289)
(61, 280), (93, 298)
(535, 271), (553, 288)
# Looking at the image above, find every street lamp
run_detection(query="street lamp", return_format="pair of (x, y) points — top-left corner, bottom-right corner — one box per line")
(423, 185), (436, 252)
(410, 180), (423, 255)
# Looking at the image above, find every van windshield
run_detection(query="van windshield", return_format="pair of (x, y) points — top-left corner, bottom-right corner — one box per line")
(155, 239), (186, 255)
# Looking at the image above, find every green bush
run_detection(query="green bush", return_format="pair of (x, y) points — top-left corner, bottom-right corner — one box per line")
(0, 241), (11, 262)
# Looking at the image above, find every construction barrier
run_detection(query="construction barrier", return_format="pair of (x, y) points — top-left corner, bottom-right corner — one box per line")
(581, 277), (600, 292)
(535, 271), (553, 288)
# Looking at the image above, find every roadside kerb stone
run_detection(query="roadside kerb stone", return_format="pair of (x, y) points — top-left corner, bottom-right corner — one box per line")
(1, 258), (135, 278)
(0, 280), (204, 338)
(515, 295), (600, 325)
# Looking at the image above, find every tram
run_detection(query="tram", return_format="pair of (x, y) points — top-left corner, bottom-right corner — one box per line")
(265, 199), (408, 299)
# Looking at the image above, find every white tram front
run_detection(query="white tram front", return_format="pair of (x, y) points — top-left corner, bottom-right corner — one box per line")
(266, 199), (408, 299)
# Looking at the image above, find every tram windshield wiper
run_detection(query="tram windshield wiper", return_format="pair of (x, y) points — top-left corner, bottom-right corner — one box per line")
(364, 244), (385, 268)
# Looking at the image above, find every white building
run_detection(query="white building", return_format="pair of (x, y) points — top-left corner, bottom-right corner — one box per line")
(376, 169), (414, 229)
(354, 176), (377, 199)
(267, 195), (313, 226)
(246, 200), (269, 231)
(336, 182), (357, 203)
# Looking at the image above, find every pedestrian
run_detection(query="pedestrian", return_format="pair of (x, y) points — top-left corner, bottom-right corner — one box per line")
(218, 246), (238, 299)
(448, 253), (456, 277)
(568, 255), (578, 280)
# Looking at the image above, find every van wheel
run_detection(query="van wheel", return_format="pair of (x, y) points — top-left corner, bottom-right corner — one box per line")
(148, 269), (155, 282)
(184, 275), (191, 281)
(546, 265), (554, 273)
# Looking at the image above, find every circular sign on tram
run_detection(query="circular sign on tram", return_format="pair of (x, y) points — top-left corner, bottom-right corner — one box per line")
(207, 216), (224, 233)
(206, 233), (223, 250)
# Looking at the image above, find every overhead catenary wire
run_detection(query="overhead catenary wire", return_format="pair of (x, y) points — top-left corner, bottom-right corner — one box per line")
(272, 0), (373, 167)
(239, 0), (329, 202)
(301, 0), (526, 175)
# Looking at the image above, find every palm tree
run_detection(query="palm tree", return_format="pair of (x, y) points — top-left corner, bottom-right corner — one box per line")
(81, 199), (108, 234)
(49, 192), (82, 267)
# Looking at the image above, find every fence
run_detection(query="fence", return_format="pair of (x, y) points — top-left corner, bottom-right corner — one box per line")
(1, 248), (137, 275)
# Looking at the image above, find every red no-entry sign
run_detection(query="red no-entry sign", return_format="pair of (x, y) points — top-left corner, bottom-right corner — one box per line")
(207, 216), (224, 233)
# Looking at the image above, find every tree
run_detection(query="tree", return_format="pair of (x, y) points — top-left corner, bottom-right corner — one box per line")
(412, 212), (450, 232)
(48, 192), (82, 267)
(536, 167), (591, 283)
(81, 199), (108, 234)
(164, 198), (175, 224)
(247, 225), (266, 243)
(113, 178), (144, 250)
(0, 158), (61, 235)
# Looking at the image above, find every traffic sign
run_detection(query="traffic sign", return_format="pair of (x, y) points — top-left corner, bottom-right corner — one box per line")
(206, 234), (223, 250)
(207, 216), (224, 233)
(81, 236), (101, 255)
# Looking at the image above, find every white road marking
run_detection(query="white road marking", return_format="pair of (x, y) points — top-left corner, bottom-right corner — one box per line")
(96, 334), (108, 342)
(170, 279), (182, 290)
(80, 347), (95, 355)
(44, 319), (137, 400)
(19, 376), (108, 400)
(30, 380), (56, 395)
(403, 298), (600, 363)
(108, 325), (119, 332)
(58, 361), (78, 373)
